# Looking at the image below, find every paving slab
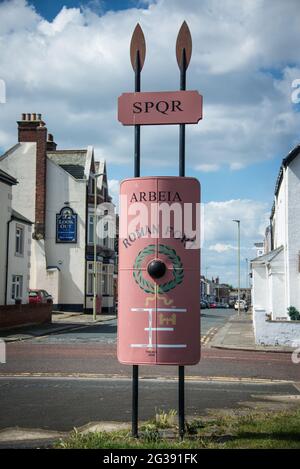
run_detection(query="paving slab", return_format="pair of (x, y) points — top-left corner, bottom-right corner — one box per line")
(210, 313), (294, 353)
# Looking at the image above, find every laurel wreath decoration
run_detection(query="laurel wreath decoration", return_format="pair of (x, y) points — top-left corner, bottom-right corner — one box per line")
(133, 244), (184, 294)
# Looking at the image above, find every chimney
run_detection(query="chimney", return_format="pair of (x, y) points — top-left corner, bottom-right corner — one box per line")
(17, 113), (47, 239)
(47, 133), (57, 151)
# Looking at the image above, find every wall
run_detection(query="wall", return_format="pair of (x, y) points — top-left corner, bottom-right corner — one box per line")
(44, 159), (86, 309)
(0, 182), (11, 304)
(251, 265), (267, 310)
(0, 143), (36, 222)
(6, 220), (32, 304)
(287, 158), (300, 312)
(254, 307), (300, 347)
(0, 302), (52, 330)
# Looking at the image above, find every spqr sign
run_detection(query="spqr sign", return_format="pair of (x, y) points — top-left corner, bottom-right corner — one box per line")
(56, 206), (78, 243)
(117, 176), (201, 365)
(118, 90), (202, 126)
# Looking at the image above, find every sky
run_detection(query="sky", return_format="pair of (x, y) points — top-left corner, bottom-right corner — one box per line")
(0, 0), (300, 287)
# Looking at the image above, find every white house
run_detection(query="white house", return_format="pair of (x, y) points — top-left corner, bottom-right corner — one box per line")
(0, 113), (115, 313)
(251, 144), (300, 346)
(6, 209), (32, 304)
(0, 169), (32, 305)
(0, 169), (17, 304)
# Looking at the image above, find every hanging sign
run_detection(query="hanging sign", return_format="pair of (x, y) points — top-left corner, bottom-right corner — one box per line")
(117, 176), (201, 366)
(56, 206), (78, 243)
(118, 90), (202, 126)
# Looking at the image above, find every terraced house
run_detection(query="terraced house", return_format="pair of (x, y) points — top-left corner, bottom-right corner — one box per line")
(0, 113), (115, 313)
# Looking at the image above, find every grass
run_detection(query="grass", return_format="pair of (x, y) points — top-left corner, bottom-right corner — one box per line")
(56, 408), (300, 449)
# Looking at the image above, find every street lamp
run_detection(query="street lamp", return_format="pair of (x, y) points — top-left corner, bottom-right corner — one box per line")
(93, 172), (104, 321)
(245, 258), (249, 288)
(233, 220), (241, 316)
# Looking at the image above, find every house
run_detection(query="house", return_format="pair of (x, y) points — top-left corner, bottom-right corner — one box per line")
(0, 113), (115, 313)
(6, 209), (32, 304)
(251, 144), (300, 346)
(0, 169), (32, 305)
(0, 169), (17, 304)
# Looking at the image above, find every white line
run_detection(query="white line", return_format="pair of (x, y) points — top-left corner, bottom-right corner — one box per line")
(131, 344), (187, 348)
(157, 344), (187, 348)
(131, 308), (186, 312)
(144, 328), (174, 331)
(149, 309), (152, 347)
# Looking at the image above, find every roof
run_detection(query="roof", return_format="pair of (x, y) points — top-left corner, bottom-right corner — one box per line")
(274, 144), (300, 197)
(0, 168), (17, 186)
(47, 150), (88, 180)
(251, 245), (283, 265)
(11, 209), (32, 225)
(95, 160), (106, 189)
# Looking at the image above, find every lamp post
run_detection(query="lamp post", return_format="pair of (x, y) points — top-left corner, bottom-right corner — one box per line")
(93, 172), (104, 321)
(233, 220), (241, 316)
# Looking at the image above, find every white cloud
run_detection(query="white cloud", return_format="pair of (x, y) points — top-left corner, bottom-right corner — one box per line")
(209, 243), (236, 253)
(196, 163), (220, 172)
(0, 0), (299, 172)
(201, 198), (269, 286)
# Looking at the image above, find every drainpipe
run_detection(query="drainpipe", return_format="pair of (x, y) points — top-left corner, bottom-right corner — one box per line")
(5, 218), (13, 305)
(269, 217), (274, 251)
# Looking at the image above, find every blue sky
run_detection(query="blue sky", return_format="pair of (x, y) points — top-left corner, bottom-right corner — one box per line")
(1, 0), (300, 286)
(28, 0), (142, 19)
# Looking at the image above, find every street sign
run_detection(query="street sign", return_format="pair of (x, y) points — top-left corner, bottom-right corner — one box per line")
(118, 90), (202, 126)
(56, 206), (77, 243)
(117, 176), (201, 365)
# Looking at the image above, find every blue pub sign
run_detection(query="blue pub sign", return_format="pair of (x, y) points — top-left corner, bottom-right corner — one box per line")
(56, 207), (77, 243)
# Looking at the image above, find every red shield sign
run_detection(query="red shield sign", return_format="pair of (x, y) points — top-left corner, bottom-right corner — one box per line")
(118, 91), (202, 126)
(117, 176), (201, 365)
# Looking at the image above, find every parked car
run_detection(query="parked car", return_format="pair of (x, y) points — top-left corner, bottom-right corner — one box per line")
(29, 289), (53, 304)
(200, 300), (207, 309)
(234, 300), (248, 311)
(217, 302), (229, 309)
(209, 302), (217, 308)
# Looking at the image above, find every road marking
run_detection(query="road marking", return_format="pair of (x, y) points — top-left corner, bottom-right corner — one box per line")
(130, 344), (187, 348)
(0, 372), (295, 385)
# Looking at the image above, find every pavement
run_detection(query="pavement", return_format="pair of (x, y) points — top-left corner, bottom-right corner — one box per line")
(0, 312), (117, 343)
(209, 311), (294, 353)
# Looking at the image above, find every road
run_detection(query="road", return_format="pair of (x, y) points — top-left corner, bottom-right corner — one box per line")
(0, 376), (298, 431)
(0, 308), (299, 436)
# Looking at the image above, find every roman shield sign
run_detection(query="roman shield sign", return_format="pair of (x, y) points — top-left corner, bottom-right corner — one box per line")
(117, 176), (201, 365)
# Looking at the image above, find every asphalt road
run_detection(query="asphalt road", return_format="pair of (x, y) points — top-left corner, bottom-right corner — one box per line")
(10, 307), (232, 345)
(0, 376), (298, 431)
(1, 309), (299, 381)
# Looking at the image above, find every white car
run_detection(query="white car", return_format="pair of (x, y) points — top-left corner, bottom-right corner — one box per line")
(234, 300), (248, 311)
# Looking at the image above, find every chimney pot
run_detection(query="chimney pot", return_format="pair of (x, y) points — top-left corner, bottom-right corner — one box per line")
(22, 113), (26, 121)
(32, 113), (36, 121)
(26, 113), (31, 121)
(37, 113), (42, 121)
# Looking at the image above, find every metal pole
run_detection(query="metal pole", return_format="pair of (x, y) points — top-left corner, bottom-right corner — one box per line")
(132, 49), (141, 438)
(93, 175), (97, 321)
(179, 365), (185, 439)
(132, 364), (139, 437)
(238, 220), (241, 316)
(178, 50), (187, 439)
(134, 50), (141, 178)
(179, 49), (186, 177)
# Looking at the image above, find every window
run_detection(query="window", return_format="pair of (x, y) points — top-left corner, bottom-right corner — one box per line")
(87, 262), (94, 294)
(88, 214), (94, 244)
(15, 225), (24, 255)
(102, 264), (113, 295)
(11, 275), (23, 300)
